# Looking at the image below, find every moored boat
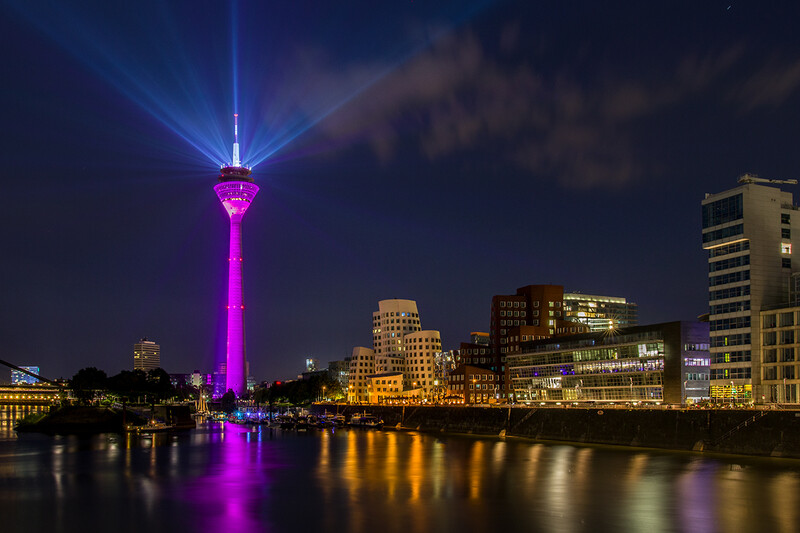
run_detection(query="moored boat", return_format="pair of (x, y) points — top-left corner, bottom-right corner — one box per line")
(348, 412), (383, 429)
(126, 419), (175, 434)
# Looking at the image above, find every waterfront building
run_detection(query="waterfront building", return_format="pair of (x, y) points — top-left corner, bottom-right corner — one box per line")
(402, 330), (442, 398)
(169, 374), (190, 387)
(507, 321), (710, 405)
(372, 299), (421, 373)
(563, 292), (638, 331)
(133, 338), (160, 371)
(491, 285), (591, 399)
(327, 359), (350, 391)
(760, 304), (800, 403)
(367, 372), (403, 403)
(446, 364), (500, 405)
(348, 346), (375, 403)
(10, 366), (40, 385)
(0, 384), (61, 405)
(702, 178), (800, 403)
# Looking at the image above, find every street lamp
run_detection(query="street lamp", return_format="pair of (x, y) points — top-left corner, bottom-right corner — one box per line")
(630, 377), (634, 405)
(322, 385), (326, 403)
(730, 380), (735, 408)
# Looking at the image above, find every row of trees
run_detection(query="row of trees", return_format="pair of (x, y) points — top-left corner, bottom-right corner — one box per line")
(70, 367), (180, 404)
(253, 374), (344, 407)
(70, 366), (346, 408)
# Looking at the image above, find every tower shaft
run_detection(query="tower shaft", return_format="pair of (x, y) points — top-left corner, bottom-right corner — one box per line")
(225, 217), (246, 396)
(215, 178), (258, 398)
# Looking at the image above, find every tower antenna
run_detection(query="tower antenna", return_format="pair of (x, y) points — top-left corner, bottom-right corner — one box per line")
(232, 113), (241, 167)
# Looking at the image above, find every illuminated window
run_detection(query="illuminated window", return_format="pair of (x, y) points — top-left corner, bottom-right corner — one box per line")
(782, 243), (792, 254)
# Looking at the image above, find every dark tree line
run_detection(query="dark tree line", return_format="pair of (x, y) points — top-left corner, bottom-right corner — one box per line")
(254, 375), (343, 407)
(70, 367), (178, 404)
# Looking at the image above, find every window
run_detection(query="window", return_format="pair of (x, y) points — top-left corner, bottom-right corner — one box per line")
(783, 258), (792, 268)
(703, 224), (744, 243)
(782, 213), (791, 224)
(783, 228), (792, 239)
(702, 194), (743, 228)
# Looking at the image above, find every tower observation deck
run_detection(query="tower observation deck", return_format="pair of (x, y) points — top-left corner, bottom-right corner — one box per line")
(214, 114), (259, 397)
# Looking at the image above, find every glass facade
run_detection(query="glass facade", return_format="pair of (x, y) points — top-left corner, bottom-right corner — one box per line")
(702, 193), (743, 228)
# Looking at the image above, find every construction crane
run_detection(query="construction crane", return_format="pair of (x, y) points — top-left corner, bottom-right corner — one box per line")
(738, 173), (798, 185)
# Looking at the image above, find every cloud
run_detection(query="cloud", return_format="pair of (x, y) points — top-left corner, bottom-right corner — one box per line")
(298, 28), (799, 189)
(729, 57), (800, 111)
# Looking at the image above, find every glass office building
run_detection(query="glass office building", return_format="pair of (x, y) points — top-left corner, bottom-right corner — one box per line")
(507, 322), (709, 405)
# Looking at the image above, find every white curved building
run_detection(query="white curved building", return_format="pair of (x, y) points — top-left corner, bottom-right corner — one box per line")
(372, 299), (421, 373)
(348, 346), (375, 403)
(403, 330), (442, 398)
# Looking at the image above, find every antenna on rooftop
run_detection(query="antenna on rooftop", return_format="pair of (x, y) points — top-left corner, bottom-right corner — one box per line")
(738, 173), (798, 185)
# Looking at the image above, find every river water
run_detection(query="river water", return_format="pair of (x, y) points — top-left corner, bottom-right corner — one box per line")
(1, 409), (799, 533)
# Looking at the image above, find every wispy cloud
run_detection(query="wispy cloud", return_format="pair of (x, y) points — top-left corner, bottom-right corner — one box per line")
(295, 26), (799, 189)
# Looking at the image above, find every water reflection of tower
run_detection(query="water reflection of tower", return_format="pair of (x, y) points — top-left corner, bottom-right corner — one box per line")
(215, 114), (259, 397)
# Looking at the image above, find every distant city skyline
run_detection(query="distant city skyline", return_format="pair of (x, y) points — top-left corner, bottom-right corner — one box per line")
(4, 1), (800, 381)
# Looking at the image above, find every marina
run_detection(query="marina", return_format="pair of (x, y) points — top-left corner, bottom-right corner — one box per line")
(2, 416), (799, 533)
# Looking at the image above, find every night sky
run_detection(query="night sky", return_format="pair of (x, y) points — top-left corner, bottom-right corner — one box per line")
(3, 0), (800, 382)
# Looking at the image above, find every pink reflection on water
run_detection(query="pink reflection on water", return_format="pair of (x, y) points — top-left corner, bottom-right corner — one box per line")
(180, 424), (275, 533)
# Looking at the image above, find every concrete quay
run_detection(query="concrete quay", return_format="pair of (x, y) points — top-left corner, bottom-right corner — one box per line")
(312, 404), (800, 458)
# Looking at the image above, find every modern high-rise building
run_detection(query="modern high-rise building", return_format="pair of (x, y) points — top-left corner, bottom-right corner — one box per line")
(372, 299), (421, 373)
(563, 292), (638, 331)
(702, 176), (800, 404)
(215, 114), (259, 397)
(10, 366), (40, 385)
(133, 338), (160, 371)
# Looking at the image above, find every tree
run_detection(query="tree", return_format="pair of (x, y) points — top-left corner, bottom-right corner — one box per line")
(147, 368), (173, 401)
(70, 367), (108, 404)
(220, 389), (236, 413)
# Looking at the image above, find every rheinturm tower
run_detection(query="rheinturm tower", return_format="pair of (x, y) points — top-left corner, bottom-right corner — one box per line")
(215, 114), (258, 397)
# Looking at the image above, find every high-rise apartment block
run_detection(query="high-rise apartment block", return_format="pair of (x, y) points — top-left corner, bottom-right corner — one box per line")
(563, 292), (638, 331)
(133, 338), (161, 371)
(702, 177), (800, 403)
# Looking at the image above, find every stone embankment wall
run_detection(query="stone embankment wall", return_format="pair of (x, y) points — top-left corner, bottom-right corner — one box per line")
(314, 405), (800, 458)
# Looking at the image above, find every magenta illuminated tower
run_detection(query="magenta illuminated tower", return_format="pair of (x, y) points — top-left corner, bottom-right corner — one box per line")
(215, 114), (258, 397)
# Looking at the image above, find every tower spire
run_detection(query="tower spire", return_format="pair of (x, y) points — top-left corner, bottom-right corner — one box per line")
(232, 113), (241, 167)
